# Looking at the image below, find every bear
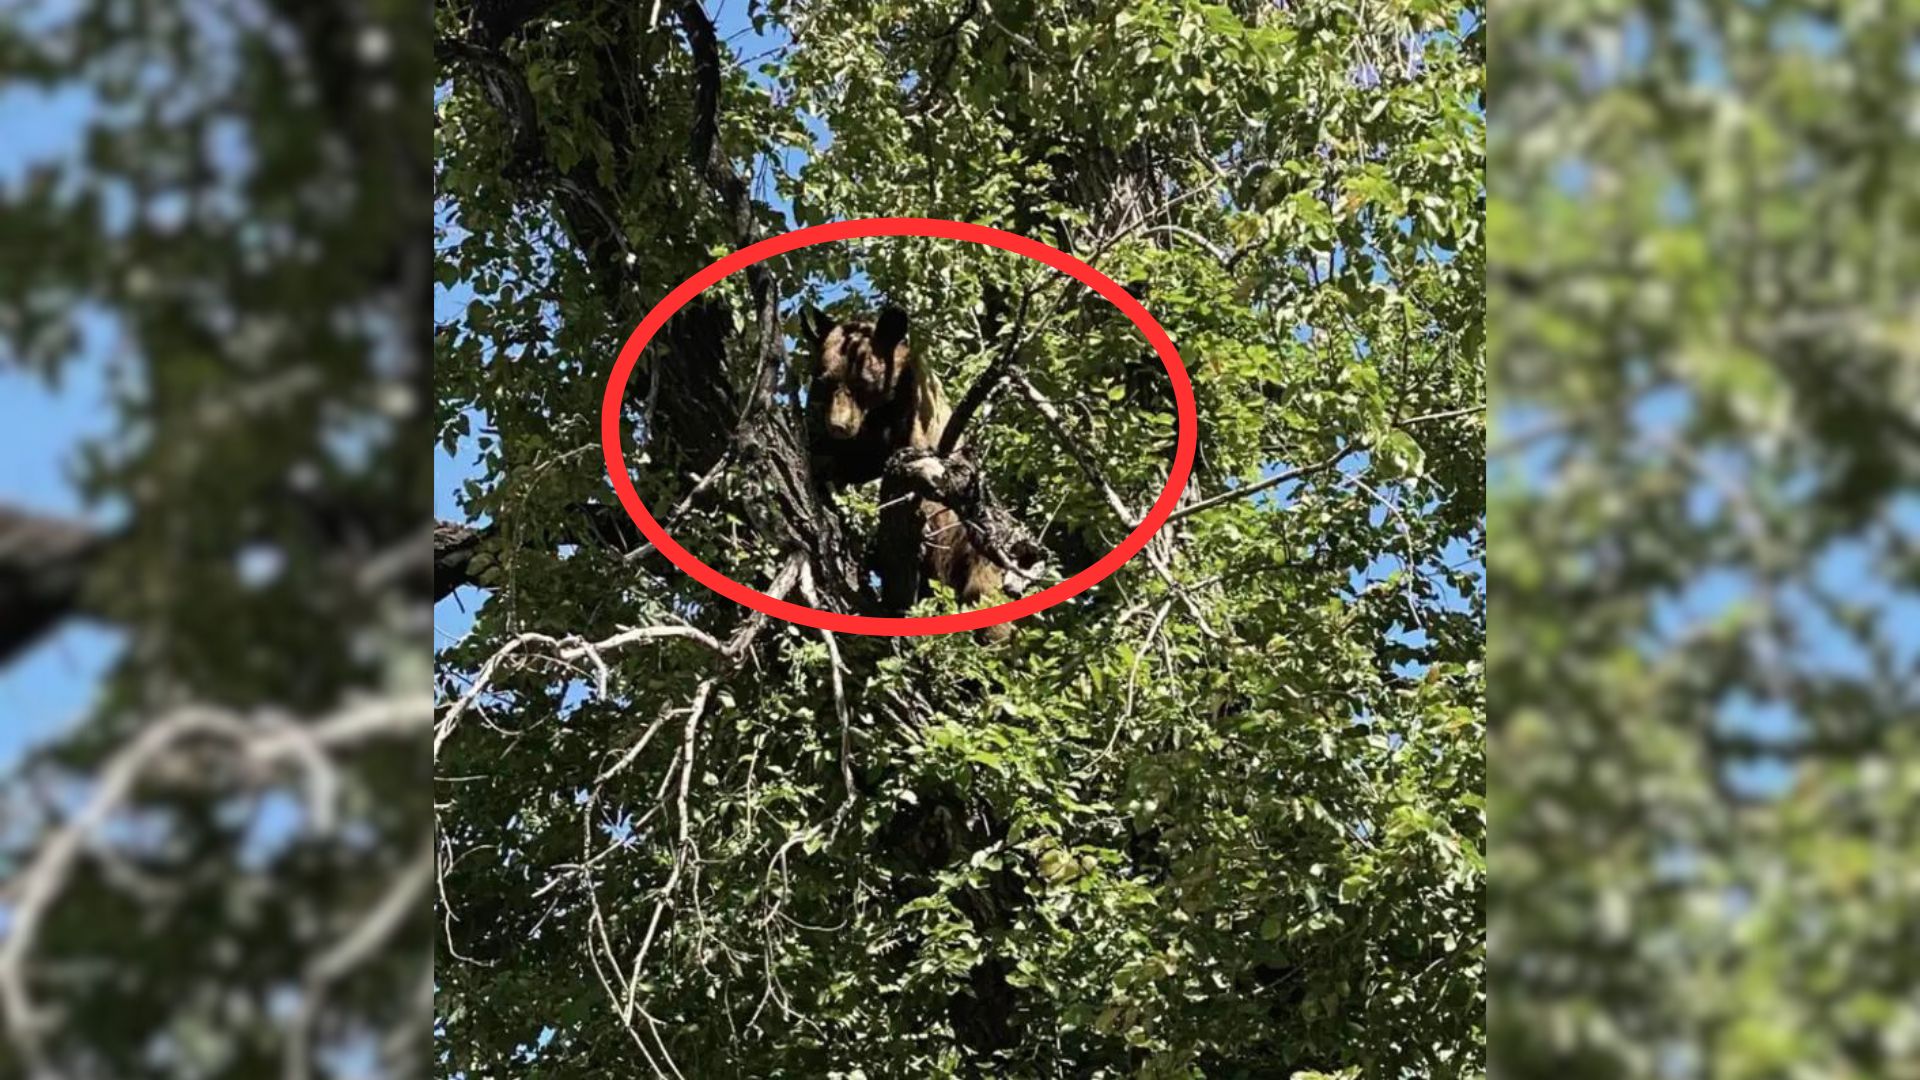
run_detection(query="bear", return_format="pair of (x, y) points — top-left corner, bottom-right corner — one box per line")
(800, 304), (1008, 636)
(801, 305), (943, 485)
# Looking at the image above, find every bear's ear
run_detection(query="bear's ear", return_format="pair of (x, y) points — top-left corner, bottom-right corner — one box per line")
(800, 304), (833, 345)
(874, 305), (909, 347)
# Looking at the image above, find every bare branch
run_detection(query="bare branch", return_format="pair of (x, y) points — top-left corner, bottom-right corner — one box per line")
(287, 847), (434, 1080)
(435, 626), (724, 755)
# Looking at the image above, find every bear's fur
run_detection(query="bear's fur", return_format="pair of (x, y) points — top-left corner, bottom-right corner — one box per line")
(801, 305), (1006, 632)
(802, 306), (943, 486)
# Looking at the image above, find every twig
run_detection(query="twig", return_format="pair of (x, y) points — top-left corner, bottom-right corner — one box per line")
(1346, 473), (1425, 632)
(1010, 372), (1214, 636)
(1164, 446), (1359, 525)
(623, 448), (739, 564)
(287, 847), (434, 1080)
(435, 625), (724, 754)
(1397, 402), (1484, 426)
(1009, 372), (1136, 523)
(1133, 223), (1237, 266)
(797, 565), (858, 823)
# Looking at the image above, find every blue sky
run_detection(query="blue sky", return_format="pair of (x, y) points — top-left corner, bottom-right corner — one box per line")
(0, 81), (122, 770)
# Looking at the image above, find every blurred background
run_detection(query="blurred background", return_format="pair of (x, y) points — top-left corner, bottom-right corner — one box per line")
(5, 0), (1917, 1076)
(1493, 2), (1920, 1078)
(0, 1), (430, 1078)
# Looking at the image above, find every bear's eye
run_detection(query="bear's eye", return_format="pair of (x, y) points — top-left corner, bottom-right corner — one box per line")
(842, 347), (881, 388)
(818, 344), (854, 380)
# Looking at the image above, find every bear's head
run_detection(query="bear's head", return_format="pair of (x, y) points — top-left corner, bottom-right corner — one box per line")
(801, 304), (948, 485)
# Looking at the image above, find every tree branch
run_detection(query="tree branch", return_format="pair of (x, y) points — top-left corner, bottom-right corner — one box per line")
(1164, 447), (1359, 525)
(0, 504), (102, 665)
(435, 502), (678, 601)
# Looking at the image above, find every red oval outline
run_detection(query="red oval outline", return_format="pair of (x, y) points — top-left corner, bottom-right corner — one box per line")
(601, 217), (1196, 636)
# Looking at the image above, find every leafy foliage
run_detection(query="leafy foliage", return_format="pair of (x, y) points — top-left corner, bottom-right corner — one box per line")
(436, 1), (1483, 1076)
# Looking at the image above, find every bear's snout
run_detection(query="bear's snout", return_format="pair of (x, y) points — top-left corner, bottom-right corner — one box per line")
(826, 389), (861, 438)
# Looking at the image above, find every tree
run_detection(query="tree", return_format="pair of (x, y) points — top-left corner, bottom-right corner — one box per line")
(0, 1), (432, 1076)
(435, 1), (1484, 1077)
